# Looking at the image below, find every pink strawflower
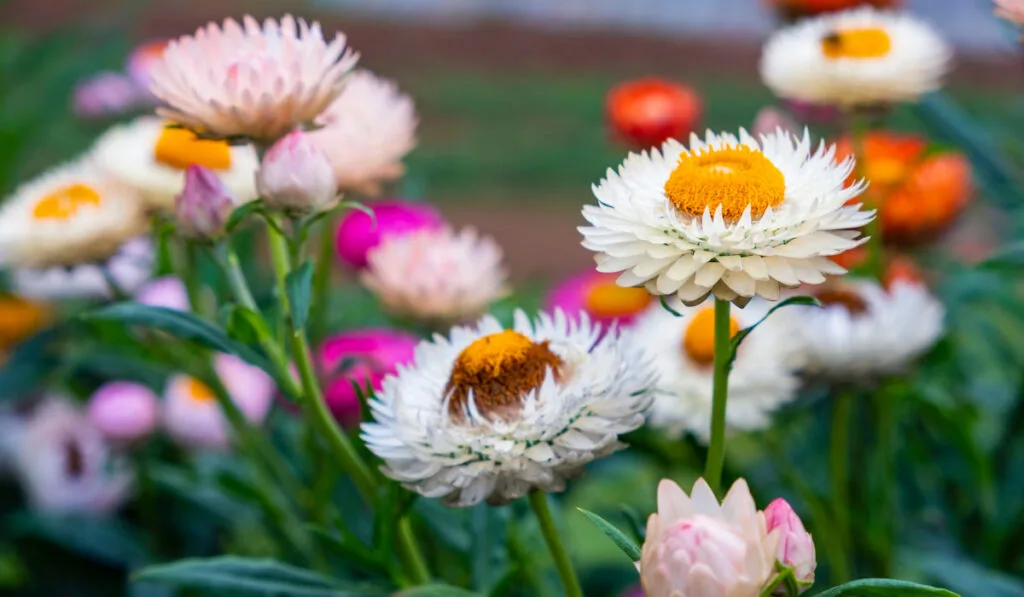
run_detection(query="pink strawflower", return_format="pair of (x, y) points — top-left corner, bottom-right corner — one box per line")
(134, 276), (190, 311)
(996, 0), (1024, 25)
(752, 107), (799, 139)
(309, 70), (418, 195)
(256, 131), (337, 213)
(335, 198), (445, 269)
(87, 382), (160, 445)
(764, 499), (816, 589)
(175, 165), (237, 240)
(546, 270), (652, 329)
(72, 72), (141, 118)
(361, 227), (508, 325)
(149, 15), (358, 143)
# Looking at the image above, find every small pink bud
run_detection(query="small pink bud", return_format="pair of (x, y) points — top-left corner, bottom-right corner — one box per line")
(764, 498), (817, 588)
(335, 199), (445, 269)
(175, 165), (236, 240)
(87, 382), (160, 445)
(752, 107), (799, 139)
(256, 131), (337, 213)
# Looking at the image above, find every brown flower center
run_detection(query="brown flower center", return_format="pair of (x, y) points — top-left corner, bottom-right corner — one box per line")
(817, 288), (868, 315)
(682, 307), (740, 366)
(664, 145), (786, 222)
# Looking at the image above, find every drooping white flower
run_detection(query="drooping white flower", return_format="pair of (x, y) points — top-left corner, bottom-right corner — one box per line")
(760, 7), (951, 107)
(361, 310), (657, 506)
(11, 237), (154, 301)
(580, 128), (872, 307)
(634, 298), (804, 442)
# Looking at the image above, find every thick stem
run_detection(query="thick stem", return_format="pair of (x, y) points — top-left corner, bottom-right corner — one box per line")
(849, 111), (884, 281)
(528, 491), (583, 597)
(703, 298), (732, 494)
(829, 389), (854, 583)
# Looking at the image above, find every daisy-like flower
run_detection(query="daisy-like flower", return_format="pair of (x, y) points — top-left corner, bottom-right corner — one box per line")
(92, 117), (258, 211)
(361, 310), (656, 506)
(760, 7), (952, 108)
(795, 278), (943, 379)
(149, 15), (359, 143)
(635, 299), (804, 441)
(12, 237), (153, 301)
(580, 129), (872, 307)
(0, 162), (149, 269)
(309, 70), (418, 195)
(361, 226), (508, 325)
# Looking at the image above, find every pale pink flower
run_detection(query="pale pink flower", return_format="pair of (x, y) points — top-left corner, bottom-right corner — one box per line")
(134, 276), (190, 311)
(257, 131), (337, 213)
(335, 198), (445, 269)
(175, 165), (236, 240)
(751, 107), (799, 139)
(996, 0), (1024, 25)
(72, 72), (142, 118)
(361, 226), (508, 324)
(764, 499), (816, 589)
(309, 70), (418, 195)
(149, 15), (358, 143)
(126, 39), (170, 93)
(640, 478), (778, 597)
(87, 382), (160, 445)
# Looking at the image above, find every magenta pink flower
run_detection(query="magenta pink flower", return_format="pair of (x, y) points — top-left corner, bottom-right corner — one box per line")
(335, 198), (445, 269)
(546, 270), (652, 329)
(764, 499), (816, 588)
(256, 131), (337, 213)
(87, 382), (160, 445)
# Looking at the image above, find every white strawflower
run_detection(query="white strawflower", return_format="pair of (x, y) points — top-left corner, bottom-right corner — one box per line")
(760, 7), (952, 107)
(12, 237), (153, 300)
(580, 129), (872, 307)
(361, 310), (657, 506)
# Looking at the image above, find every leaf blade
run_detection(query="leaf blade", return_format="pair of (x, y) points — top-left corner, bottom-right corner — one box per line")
(576, 507), (641, 562)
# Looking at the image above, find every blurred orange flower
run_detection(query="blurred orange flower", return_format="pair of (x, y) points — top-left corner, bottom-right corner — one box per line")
(0, 295), (50, 355)
(606, 78), (702, 150)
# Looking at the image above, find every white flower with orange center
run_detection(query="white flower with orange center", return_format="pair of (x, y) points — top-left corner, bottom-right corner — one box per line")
(361, 226), (508, 325)
(13, 237), (153, 300)
(581, 129), (872, 307)
(634, 299), (804, 441)
(149, 15), (358, 143)
(92, 117), (258, 212)
(0, 161), (149, 269)
(794, 279), (943, 379)
(361, 310), (656, 506)
(760, 7), (951, 107)
(309, 70), (418, 195)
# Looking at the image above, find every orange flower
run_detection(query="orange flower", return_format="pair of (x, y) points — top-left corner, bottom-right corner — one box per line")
(606, 78), (702, 150)
(0, 295), (50, 352)
(767, 0), (902, 17)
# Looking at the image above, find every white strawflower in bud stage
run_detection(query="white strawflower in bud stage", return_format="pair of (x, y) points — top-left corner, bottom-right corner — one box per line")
(361, 310), (656, 507)
(175, 165), (239, 240)
(580, 129), (873, 307)
(760, 7), (951, 108)
(149, 15), (359, 143)
(256, 131), (337, 213)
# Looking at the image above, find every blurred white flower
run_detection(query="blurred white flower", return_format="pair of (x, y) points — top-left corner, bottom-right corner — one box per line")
(12, 237), (153, 301)
(760, 7), (951, 107)
(580, 129), (871, 307)
(362, 310), (656, 506)
(150, 15), (358, 143)
(257, 131), (337, 213)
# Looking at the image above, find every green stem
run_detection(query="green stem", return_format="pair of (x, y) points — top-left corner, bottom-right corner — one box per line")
(310, 211), (339, 342)
(703, 298), (732, 494)
(873, 384), (896, 577)
(528, 491), (583, 597)
(830, 389), (854, 584)
(178, 240), (207, 316)
(849, 111), (884, 281)
(397, 518), (432, 585)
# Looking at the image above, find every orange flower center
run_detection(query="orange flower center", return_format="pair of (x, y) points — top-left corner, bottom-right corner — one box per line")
(446, 330), (563, 422)
(0, 297), (50, 347)
(584, 280), (653, 318)
(866, 157), (911, 188)
(154, 125), (232, 170)
(664, 146), (786, 222)
(32, 184), (102, 220)
(683, 307), (740, 366)
(817, 288), (868, 315)
(821, 27), (892, 60)
(187, 378), (217, 403)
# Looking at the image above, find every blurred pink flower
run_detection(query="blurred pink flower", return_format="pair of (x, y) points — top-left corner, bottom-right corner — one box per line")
(752, 107), (800, 139)
(87, 381), (160, 445)
(764, 499), (816, 588)
(175, 165), (237, 240)
(996, 0), (1024, 25)
(150, 15), (358, 143)
(257, 131), (337, 213)
(125, 39), (169, 92)
(546, 270), (652, 329)
(781, 99), (840, 127)
(134, 276), (190, 311)
(72, 72), (141, 118)
(335, 198), (445, 269)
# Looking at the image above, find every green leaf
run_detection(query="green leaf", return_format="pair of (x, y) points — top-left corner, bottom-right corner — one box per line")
(221, 304), (264, 347)
(815, 579), (960, 597)
(225, 199), (265, 232)
(8, 513), (150, 567)
(729, 296), (820, 367)
(576, 508), (641, 562)
(133, 556), (386, 596)
(978, 242), (1024, 272)
(306, 525), (389, 576)
(286, 261), (314, 330)
(659, 295), (682, 317)
(396, 585), (483, 597)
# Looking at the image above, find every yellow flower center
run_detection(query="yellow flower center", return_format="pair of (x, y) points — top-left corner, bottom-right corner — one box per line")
(154, 125), (232, 170)
(683, 307), (740, 366)
(32, 184), (102, 220)
(584, 280), (652, 318)
(187, 378), (217, 403)
(446, 330), (563, 421)
(817, 288), (868, 316)
(664, 146), (786, 222)
(821, 27), (893, 60)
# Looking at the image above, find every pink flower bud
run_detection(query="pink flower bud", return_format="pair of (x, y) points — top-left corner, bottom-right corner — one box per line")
(335, 199), (445, 269)
(764, 498), (817, 588)
(175, 165), (236, 240)
(752, 107), (799, 139)
(256, 131), (337, 213)
(86, 382), (160, 445)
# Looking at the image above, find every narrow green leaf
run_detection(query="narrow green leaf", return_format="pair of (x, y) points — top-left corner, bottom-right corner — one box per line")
(729, 296), (820, 367)
(815, 579), (960, 597)
(577, 508), (641, 561)
(225, 199), (265, 232)
(306, 525), (389, 576)
(618, 505), (647, 544)
(396, 585), (483, 597)
(286, 261), (314, 330)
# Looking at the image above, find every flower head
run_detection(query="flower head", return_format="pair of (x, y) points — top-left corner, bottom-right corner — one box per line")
(149, 15), (358, 143)
(606, 78), (703, 150)
(13, 237), (154, 301)
(257, 131), (337, 213)
(134, 276), (191, 311)
(546, 270), (653, 329)
(581, 129), (872, 307)
(764, 498), (816, 588)
(335, 198), (445, 269)
(87, 382), (160, 445)
(309, 70), (418, 195)
(635, 299), (804, 441)
(175, 165), (238, 240)
(361, 310), (656, 506)
(361, 226), (508, 325)
(761, 7), (951, 107)
(163, 354), (274, 449)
